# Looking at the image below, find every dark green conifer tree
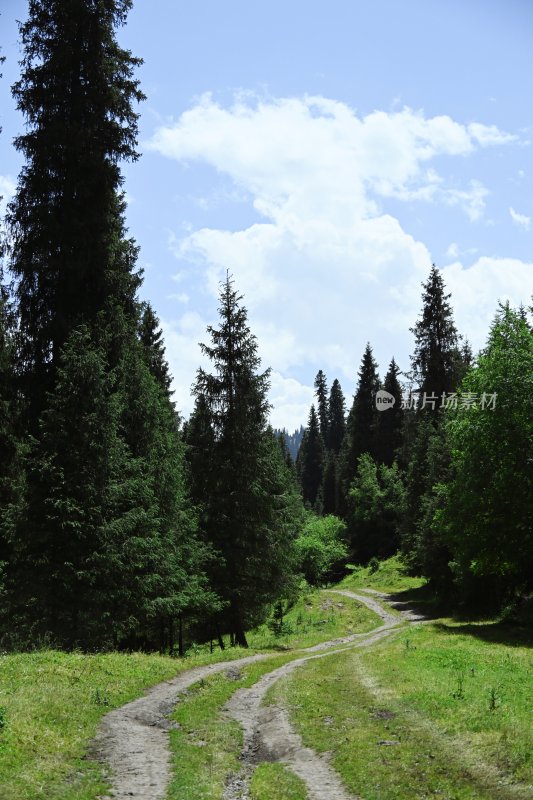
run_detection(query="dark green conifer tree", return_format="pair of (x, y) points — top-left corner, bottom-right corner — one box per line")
(410, 265), (460, 405)
(376, 358), (404, 466)
(297, 405), (325, 509)
(3, 0), (205, 649)
(0, 276), (21, 572)
(321, 451), (339, 515)
(401, 266), (460, 580)
(139, 302), (172, 393)
(327, 378), (346, 455)
(314, 370), (329, 445)
(340, 343), (380, 508)
(191, 275), (299, 647)
(7, 0), (143, 423)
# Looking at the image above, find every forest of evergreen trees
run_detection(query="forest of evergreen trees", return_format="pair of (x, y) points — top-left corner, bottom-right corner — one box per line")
(0, 1), (531, 654)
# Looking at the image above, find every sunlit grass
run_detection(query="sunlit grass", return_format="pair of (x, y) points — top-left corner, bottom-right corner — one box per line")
(267, 619), (532, 800)
(338, 554), (427, 594)
(246, 588), (378, 650)
(250, 763), (308, 800)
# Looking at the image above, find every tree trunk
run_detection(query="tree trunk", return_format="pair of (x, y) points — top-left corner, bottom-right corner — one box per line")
(215, 623), (225, 650)
(178, 613), (184, 657)
(169, 617), (174, 654)
(231, 599), (248, 648)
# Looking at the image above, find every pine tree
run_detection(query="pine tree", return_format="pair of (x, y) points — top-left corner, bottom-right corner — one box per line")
(7, 0), (144, 423)
(0, 277), (21, 571)
(297, 405), (325, 509)
(340, 344), (380, 506)
(327, 378), (346, 455)
(321, 452), (339, 515)
(191, 275), (299, 647)
(314, 370), (329, 445)
(3, 1), (205, 650)
(410, 265), (460, 405)
(139, 302), (172, 393)
(402, 266), (460, 576)
(376, 358), (404, 466)
(0, 51), (22, 596)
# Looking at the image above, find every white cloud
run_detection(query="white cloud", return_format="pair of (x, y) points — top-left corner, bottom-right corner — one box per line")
(167, 292), (190, 303)
(509, 206), (531, 230)
(148, 96), (513, 225)
(442, 180), (489, 222)
(149, 94), (531, 426)
(161, 312), (209, 416)
(446, 242), (459, 258)
(442, 257), (533, 346)
(268, 372), (314, 431)
(467, 122), (517, 147)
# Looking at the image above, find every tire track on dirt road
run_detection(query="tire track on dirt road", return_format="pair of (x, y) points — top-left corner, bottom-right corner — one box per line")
(91, 591), (420, 800)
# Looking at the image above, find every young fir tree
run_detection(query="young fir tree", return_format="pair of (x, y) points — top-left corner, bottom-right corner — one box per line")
(297, 405), (325, 509)
(376, 358), (404, 466)
(314, 370), (329, 445)
(191, 275), (299, 647)
(340, 343), (381, 509)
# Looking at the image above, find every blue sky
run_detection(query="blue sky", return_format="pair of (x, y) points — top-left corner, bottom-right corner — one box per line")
(1, 0), (533, 428)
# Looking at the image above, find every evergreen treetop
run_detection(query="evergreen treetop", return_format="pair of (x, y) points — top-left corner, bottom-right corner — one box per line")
(410, 265), (460, 403)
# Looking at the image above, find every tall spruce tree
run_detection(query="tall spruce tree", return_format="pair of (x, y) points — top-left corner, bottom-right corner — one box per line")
(191, 275), (299, 647)
(401, 266), (460, 579)
(297, 405), (325, 509)
(7, 0), (143, 422)
(410, 265), (460, 404)
(0, 275), (21, 572)
(327, 378), (346, 454)
(340, 343), (380, 508)
(139, 302), (172, 393)
(314, 370), (329, 445)
(376, 358), (404, 466)
(3, 0), (204, 649)
(321, 451), (339, 515)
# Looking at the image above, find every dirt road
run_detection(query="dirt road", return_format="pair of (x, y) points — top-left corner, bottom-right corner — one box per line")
(91, 591), (419, 800)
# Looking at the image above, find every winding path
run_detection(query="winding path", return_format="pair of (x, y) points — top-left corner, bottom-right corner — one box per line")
(91, 591), (421, 800)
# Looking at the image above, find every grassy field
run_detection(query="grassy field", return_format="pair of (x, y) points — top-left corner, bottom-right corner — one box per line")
(1, 566), (530, 800)
(0, 589), (378, 800)
(267, 617), (532, 800)
(250, 763), (308, 800)
(338, 554), (427, 594)
(0, 645), (267, 800)
(246, 587), (378, 650)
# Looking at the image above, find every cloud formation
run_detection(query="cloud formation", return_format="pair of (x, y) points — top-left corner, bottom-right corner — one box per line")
(509, 206), (531, 230)
(149, 95), (532, 427)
